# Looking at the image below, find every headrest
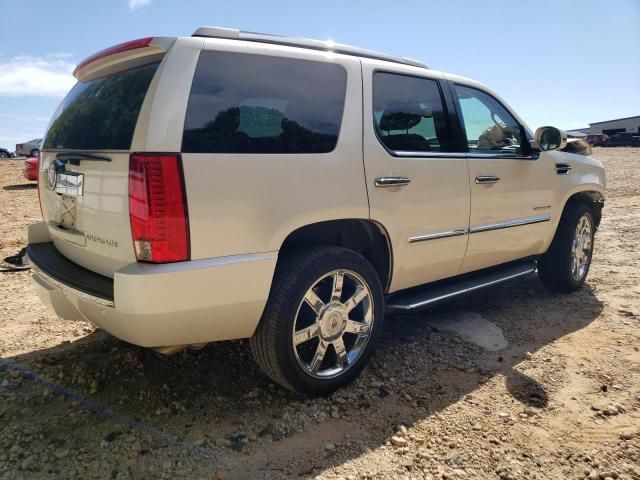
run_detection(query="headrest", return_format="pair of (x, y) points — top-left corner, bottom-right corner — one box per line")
(379, 102), (423, 131)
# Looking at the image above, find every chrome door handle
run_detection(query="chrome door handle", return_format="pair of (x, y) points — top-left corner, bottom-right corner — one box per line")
(555, 163), (572, 175)
(375, 177), (411, 188)
(475, 175), (500, 184)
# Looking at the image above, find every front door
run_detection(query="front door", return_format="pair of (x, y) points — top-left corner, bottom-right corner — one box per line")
(449, 82), (554, 274)
(362, 64), (470, 292)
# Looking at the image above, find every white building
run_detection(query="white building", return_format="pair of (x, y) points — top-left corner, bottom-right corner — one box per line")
(580, 115), (640, 136)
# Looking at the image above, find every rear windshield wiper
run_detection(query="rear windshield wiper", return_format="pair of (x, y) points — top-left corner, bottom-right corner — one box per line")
(56, 152), (111, 165)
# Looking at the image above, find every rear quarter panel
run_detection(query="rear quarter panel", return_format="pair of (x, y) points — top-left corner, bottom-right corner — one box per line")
(178, 39), (369, 259)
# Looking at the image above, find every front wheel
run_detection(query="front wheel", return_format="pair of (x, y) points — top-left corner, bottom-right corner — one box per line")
(538, 203), (595, 293)
(250, 246), (384, 395)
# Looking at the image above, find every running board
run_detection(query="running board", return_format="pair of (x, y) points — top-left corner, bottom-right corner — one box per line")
(386, 259), (537, 312)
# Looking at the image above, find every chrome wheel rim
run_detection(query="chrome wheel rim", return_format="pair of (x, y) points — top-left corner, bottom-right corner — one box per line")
(571, 214), (593, 281)
(292, 269), (374, 379)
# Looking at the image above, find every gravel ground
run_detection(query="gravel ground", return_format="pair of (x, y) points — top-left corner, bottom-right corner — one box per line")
(0, 148), (639, 480)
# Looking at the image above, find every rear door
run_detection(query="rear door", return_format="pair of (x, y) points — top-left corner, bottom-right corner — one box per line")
(362, 62), (470, 292)
(38, 38), (190, 277)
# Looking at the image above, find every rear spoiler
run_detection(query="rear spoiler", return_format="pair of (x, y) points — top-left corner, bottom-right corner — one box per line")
(73, 37), (175, 81)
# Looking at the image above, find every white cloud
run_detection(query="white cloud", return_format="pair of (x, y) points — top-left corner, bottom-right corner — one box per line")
(0, 55), (75, 97)
(128, 0), (151, 10)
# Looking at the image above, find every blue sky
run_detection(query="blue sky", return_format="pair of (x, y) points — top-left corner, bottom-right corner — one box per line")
(0, 0), (639, 150)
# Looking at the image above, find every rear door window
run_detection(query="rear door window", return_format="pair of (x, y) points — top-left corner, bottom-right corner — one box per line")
(44, 62), (159, 150)
(182, 51), (347, 154)
(373, 72), (453, 153)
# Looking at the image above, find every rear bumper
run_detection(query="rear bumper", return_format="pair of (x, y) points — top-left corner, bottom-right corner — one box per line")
(27, 222), (277, 347)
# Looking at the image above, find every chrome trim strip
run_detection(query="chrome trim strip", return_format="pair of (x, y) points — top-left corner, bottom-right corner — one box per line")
(393, 267), (536, 310)
(408, 228), (468, 243)
(29, 260), (115, 308)
(391, 151), (538, 160)
(408, 214), (550, 242)
(393, 151), (467, 159)
(466, 152), (537, 160)
(470, 214), (550, 234)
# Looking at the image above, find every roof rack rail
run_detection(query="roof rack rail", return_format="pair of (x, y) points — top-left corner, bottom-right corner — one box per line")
(192, 27), (428, 69)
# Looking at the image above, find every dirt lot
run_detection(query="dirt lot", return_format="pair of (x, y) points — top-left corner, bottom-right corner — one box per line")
(1, 148), (639, 480)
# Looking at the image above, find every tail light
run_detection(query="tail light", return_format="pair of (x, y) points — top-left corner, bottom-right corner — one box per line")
(37, 156), (43, 216)
(128, 153), (190, 263)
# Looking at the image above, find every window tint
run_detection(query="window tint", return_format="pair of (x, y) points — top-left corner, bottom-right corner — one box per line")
(182, 52), (347, 154)
(455, 85), (523, 154)
(373, 73), (451, 153)
(44, 62), (159, 150)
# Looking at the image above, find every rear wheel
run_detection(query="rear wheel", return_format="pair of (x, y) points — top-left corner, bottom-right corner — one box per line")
(250, 246), (384, 395)
(538, 203), (595, 293)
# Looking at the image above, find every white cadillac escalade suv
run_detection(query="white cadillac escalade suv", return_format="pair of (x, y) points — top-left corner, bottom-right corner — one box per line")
(28, 27), (605, 395)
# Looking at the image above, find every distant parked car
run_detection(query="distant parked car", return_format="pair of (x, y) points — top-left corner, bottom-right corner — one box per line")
(23, 157), (39, 181)
(0, 147), (15, 158)
(15, 138), (42, 157)
(585, 134), (609, 147)
(606, 132), (640, 147)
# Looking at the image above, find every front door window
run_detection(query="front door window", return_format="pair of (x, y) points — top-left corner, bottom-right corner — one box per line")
(455, 85), (523, 155)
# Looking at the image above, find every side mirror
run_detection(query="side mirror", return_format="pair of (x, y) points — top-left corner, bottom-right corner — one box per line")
(533, 126), (567, 151)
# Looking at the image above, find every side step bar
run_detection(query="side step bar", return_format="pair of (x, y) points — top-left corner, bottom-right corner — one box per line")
(386, 259), (537, 312)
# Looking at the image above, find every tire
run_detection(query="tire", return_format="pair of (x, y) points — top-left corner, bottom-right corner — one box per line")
(250, 245), (384, 395)
(538, 203), (595, 293)
(30, 149), (39, 157)
(0, 152), (6, 158)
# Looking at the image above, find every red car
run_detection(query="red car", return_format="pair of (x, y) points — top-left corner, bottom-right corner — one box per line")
(585, 134), (609, 147)
(23, 156), (39, 181)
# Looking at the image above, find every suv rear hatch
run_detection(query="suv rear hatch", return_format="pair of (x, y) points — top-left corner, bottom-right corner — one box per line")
(39, 37), (174, 277)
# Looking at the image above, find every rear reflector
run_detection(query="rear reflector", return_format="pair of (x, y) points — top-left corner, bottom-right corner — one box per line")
(129, 153), (190, 263)
(74, 37), (154, 76)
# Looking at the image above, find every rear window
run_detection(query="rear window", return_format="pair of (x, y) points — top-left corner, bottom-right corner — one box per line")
(44, 62), (159, 150)
(182, 51), (347, 154)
